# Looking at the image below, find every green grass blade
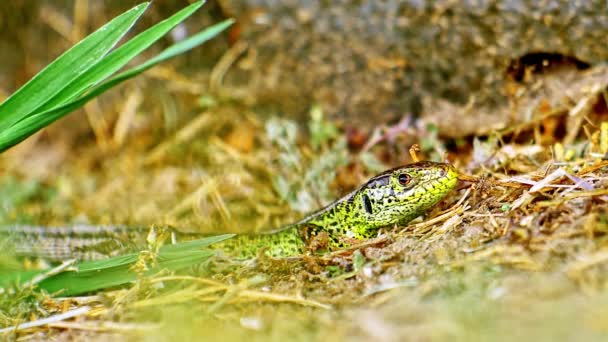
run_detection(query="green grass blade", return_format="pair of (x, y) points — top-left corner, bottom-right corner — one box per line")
(36, 0), (207, 113)
(0, 19), (234, 153)
(38, 251), (216, 296)
(1, 234), (234, 296)
(0, 2), (149, 132)
(115, 18), (234, 77)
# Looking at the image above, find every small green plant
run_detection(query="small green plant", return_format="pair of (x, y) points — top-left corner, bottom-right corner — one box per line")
(266, 108), (349, 214)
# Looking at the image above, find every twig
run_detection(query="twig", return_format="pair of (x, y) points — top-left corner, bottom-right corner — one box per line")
(535, 188), (608, 207)
(529, 168), (594, 192)
(457, 174), (480, 183)
(210, 40), (248, 93)
(47, 321), (159, 333)
(409, 144), (421, 162)
(134, 275), (330, 310)
(0, 306), (91, 334)
(577, 160), (608, 176)
(198, 290), (332, 310)
(403, 188), (470, 236)
(323, 235), (391, 259)
(25, 259), (77, 286)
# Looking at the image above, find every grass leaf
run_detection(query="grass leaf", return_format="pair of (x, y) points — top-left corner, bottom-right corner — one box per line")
(0, 8), (232, 153)
(0, 2), (234, 153)
(1, 234), (234, 296)
(0, 2), (150, 132)
(36, 0), (207, 113)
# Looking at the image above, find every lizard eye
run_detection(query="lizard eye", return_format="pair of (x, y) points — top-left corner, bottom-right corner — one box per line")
(398, 173), (411, 186)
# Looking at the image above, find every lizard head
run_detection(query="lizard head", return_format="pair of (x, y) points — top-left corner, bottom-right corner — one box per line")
(353, 161), (459, 232)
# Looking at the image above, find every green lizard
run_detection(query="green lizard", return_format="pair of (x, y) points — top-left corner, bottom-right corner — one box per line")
(214, 161), (458, 258)
(1, 161), (458, 260)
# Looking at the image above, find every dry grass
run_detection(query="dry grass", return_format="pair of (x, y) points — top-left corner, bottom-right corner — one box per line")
(1, 2), (608, 341)
(2, 99), (607, 340)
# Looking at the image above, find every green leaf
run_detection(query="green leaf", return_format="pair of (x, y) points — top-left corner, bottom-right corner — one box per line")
(0, 19), (233, 153)
(36, 0), (207, 113)
(90, 18), (234, 100)
(1, 234), (234, 296)
(0, 2), (150, 132)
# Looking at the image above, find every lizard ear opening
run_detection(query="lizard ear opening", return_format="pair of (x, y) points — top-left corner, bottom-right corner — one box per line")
(362, 194), (373, 214)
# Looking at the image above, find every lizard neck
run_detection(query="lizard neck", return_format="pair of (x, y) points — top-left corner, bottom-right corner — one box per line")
(208, 225), (305, 259)
(211, 191), (369, 259)
(293, 191), (370, 250)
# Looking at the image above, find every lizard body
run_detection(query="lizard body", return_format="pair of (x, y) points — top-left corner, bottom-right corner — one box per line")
(1, 161), (458, 260)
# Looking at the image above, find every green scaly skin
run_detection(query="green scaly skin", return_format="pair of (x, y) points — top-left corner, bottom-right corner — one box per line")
(210, 161), (459, 258)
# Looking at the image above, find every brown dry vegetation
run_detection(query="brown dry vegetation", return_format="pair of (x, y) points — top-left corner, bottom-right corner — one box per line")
(1, 1), (608, 341)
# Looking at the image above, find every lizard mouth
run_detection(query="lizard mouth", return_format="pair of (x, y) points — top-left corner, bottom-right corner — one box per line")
(421, 164), (459, 193)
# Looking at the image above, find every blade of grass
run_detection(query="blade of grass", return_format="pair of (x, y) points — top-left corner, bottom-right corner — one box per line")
(0, 19), (234, 152)
(36, 0), (207, 113)
(1, 234), (234, 296)
(0, 2), (149, 132)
